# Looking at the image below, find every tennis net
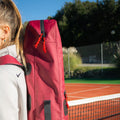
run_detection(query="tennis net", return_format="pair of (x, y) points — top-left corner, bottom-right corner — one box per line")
(68, 93), (120, 120)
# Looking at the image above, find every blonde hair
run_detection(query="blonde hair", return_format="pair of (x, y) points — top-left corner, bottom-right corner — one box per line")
(0, 0), (26, 67)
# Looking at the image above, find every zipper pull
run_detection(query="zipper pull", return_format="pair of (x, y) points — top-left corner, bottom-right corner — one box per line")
(42, 37), (46, 53)
(34, 33), (47, 53)
(34, 33), (43, 48)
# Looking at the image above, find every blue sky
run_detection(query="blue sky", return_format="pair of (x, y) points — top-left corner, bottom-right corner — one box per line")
(13, 0), (96, 23)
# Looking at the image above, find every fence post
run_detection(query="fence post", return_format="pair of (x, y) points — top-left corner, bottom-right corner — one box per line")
(68, 48), (71, 78)
(101, 43), (103, 72)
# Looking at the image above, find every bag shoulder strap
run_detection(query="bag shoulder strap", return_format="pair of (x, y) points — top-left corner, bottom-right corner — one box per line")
(0, 55), (23, 67)
(40, 20), (45, 37)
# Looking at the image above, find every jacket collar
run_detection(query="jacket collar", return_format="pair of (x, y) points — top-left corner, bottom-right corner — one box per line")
(0, 45), (21, 63)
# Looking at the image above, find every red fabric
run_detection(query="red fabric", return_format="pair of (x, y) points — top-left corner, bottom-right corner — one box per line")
(0, 55), (22, 66)
(34, 33), (43, 48)
(42, 37), (46, 53)
(34, 33), (46, 53)
(24, 20), (68, 120)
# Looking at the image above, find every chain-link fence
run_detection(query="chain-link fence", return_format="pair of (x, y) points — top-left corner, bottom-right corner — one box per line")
(63, 41), (120, 79)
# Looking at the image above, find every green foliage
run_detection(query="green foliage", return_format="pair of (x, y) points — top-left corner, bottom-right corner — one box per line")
(70, 54), (82, 70)
(47, 16), (53, 20)
(113, 43), (120, 67)
(63, 54), (68, 73)
(71, 66), (120, 79)
(23, 21), (28, 30)
(22, 21), (29, 36)
(72, 66), (102, 78)
(63, 54), (82, 73)
(20, 21), (29, 41)
(52, 0), (120, 47)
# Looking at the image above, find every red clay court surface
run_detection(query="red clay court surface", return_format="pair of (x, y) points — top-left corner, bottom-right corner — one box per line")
(65, 83), (120, 120)
(65, 83), (120, 101)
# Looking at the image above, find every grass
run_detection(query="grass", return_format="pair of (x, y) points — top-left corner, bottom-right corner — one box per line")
(65, 78), (120, 84)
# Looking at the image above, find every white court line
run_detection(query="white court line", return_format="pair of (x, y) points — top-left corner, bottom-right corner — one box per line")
(68, 93), (120, 107)
(68, 96), (86, 99)
(66, 84), (89, 86)
(67, 86), (110, 95)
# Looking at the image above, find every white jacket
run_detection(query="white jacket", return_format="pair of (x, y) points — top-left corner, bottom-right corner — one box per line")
(0, 45), (27, 120)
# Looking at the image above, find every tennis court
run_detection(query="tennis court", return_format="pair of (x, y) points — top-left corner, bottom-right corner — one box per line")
(65, 83), (120, 120)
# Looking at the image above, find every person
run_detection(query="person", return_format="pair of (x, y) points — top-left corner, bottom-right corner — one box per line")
(0, 0), (27, 120)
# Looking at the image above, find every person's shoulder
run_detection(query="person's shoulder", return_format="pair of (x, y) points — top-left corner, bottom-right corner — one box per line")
(0, 65), (25, 80)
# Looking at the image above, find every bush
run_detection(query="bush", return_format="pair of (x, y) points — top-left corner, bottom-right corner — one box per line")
(113, 43), (120, 68)
(114, 56), (120, 67)
(71, 66), (120, 79)
(63, 53), (82, 74)
(72, 66), (102, 78)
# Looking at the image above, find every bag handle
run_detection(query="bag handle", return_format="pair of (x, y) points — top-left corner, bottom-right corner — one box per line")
(34, 20), (46, 53)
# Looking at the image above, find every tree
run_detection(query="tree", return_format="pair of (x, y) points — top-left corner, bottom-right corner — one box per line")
(51, 0), (120, 47)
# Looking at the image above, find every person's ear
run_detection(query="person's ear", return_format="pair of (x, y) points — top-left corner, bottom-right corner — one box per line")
(2, 25), (10, 41)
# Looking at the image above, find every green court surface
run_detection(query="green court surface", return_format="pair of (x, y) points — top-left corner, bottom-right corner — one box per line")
(65, 78), (120, 84)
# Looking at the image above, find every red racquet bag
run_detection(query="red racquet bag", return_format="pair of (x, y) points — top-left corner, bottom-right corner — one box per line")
(0, 19), (69, 120)
(24, 19), (68, 120)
